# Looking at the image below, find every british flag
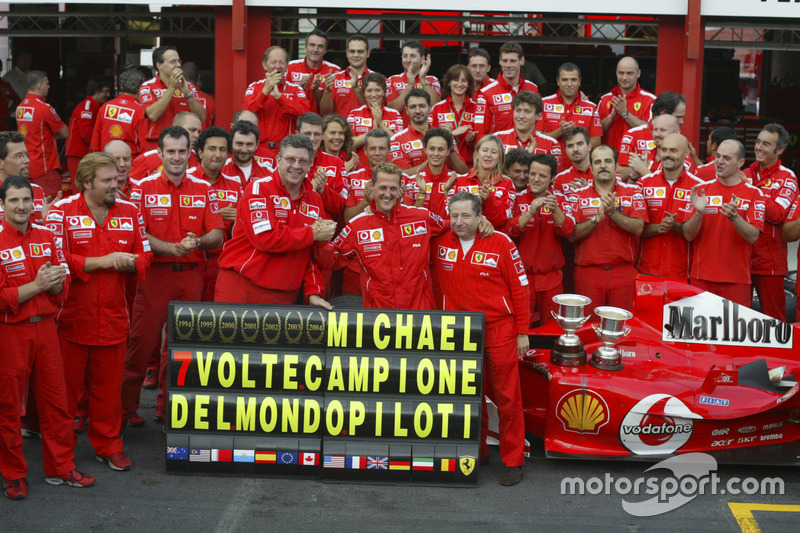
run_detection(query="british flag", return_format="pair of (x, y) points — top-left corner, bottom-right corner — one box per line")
(367, 456), (388, 470)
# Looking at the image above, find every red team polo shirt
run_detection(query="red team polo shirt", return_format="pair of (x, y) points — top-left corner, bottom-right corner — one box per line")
(570, 181), (648, 267)
(219, 158), (273, 186)
(636, 169), (704, 280)
(0, 183), (46, 224)
(389, 127), (427, 170)
(65, 96), (100, 159)
(91, 95), (146, 157)
(287, 58), (341, 114)
(553, 166), (594, 199)
(597, 84), (656, 152)
(137, 172), (223, 264)
(139, 77), (201, 150)
(243, 79), (310, 148)
(385, 72), (442, 126)
(429, 97), (479, 166)
(689, 178), (766, 284)
(327, 68), (373, 119)
(46, 194), (151, 345)
(744, 160), (798, 276)
(17, 93), (65, 176)
(450, 172), (515, 228)
(493, 129), (563, 170)
(216, 174), (327, 298)
(306, 150), (349, 217)
(192, 167), (244, 248)
(347, 105), (403, 168)
(403, 163), (454, 219)
(0, 219), (69, 323)
(537, 92), (603, 154)
(129, 149), (200, 182)
(477, 76), (538, 135)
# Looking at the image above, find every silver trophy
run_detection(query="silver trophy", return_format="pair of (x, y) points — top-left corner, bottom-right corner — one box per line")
(590, 306), (633, 371)
(550, 294), (592, 366)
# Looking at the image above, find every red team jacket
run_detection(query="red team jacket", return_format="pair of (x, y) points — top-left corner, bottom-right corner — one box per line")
(537, 92), (603, 154)
(243, 79), (310, 147)
(429, 97), (479, 167)
(744, 160), (798, 276)
(47, 194), (152, 345)
(597, 84), (656, 151)
(493, 129), (563, 170)
(17, 93), (65, 176)
(287, 58), (341, 114)
(0, 219), (70, 323)
(450, 171), (515, 228)
(216, 174), (327, 299)
(91, 95), (146, 157)
(318, 201), (447, 309)
(139, 77), (201, 150)
(433, 231), (530, 334)
(65, 96), (100, 159)
(390, 127), (427, 170)
(385, 72), (442, 126)
(477, 76), (538, 134)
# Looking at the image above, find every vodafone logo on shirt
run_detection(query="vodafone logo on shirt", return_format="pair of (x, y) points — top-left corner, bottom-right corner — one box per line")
(67, 216), (96, 229)
(0, 246), (25, 264)
(271, 196), (291, 210)
(643, 187), (666, 198)
(492, 93), (512, 105)
(544, 103), (565, 113)
(438, 246), (458, 262)
(357, 228), (384, 244)
(145, 194), (171, 207)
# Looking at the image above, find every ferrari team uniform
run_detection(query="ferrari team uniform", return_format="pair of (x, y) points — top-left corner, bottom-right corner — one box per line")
(570, 182), (648, 310)
(433, 231), (530, 468)
(65, 96), (101, 185)
(0, 219), (75, 483)
(220, 158), (273, 186)
(121, 171), (223, 421)
(325, 68), (373, 119)
(688, 178), (765, 307)
(138, 77), (201, 151)
(389, 127), (427, 170)
(306, 150), (350, 218)
(636, 169), (704, 280)
(129, 148), (200, 182)
(429, 97), (479, 167)
(404, 163), (454, 219)
(347, 105), (403, 168)
(505, 191), (575, 323)
(215, 174), (327, 304)
(317, 200), (446, 309)
(477, 76), (538, 135)
(743, 160), (798, 320)
(619, 125), (697, 175)
(385, 72), (442, 126)
(47, 194), (151, 456)
(16, 92), (65, 198)
(91, 95), (146, 158)
(243, 79), (310, 162)
(553, 165), (593, 199)
(450, 171), (515, 228)
(597, 83), (656, 152)
(287, 58), (341, 114)
(537, 92), (603, 154)
(492, 129), (563, 170)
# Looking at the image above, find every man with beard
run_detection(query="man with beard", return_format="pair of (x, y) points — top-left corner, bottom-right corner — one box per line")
(553, 127), (594, 197)
(569, 145), (647, 313)
(386, 40), (441, 125)
(220, 121), (272, 184)
(636, 133), (703, 281)
(47, 153), (151, 472)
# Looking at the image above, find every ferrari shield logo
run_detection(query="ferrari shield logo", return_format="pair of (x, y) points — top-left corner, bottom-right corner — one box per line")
(634, 102), (641, 111)
(459, 456), (475, 476)
(183, 197), (191, 206)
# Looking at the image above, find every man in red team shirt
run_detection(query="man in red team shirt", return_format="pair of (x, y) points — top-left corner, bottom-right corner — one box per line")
(215, 134), (336, 306)
(91, 69), (146, 158)
(220, 120), (273, 184)
(636, 133), (703, 281)
(318, 161), (446, 308)
(287, 29), (341, 114)
(244, 46), (310, 162)
(296, 112), (349, 218)
(598, 56), (655, 152)
(47, 153), (151, 472)
(568, 145), (647, 313)
(16, 71), (68, 199)
(504, 149), (534, 194)
(139, 46), (206, 151)
(65, 76), (111, 187)
(121, 125), (223, 427)
(390, 89), (431, 172)
(0, 176), (96, 499)
(493, 91), (562, 169)
(408, 128), (461, 219)
(104, 140), (139, 208)
(181, 62), (215, 130)
(505, 153), (574, 324)
(386, 41), (442, 126)
(619, 113), (686, 183)
(743, 124), (798, 320)
(129, 111), (202, 181)
(319, 34), (370, 119)
(695, 126), (738, 181)
(538, 63), (602, 153)
(553, 127), (594, 197)
(348, 72), (404, 169)
(433, 191), (530, 486)
(0, 131), (51, 223)
(783, 200), (800, 321)
(467, 48), (494, 94)
(477, 42), (539, 135)
(683, 140), (765, 307)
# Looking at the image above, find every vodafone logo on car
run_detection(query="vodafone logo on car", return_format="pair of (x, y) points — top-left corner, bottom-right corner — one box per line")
(619, 394), (697, 455)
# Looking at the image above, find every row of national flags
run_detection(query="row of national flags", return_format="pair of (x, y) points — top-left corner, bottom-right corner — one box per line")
(167, 447), (319, 465)
(168, 447), (461, 472)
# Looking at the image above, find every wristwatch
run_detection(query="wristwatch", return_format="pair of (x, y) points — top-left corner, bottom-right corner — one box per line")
(195, 236), (202, 249)
(416, 193), (427, 200)
(621, 111), (629, 119)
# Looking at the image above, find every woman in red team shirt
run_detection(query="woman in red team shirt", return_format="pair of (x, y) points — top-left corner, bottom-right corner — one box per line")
(448, 135), (515, 228)
(431, 64), (479, 168)
(321, 114), (359, 173)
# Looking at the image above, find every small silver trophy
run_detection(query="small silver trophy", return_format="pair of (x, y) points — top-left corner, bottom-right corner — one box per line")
(550, 294), (592, 366)
(590, 306), (633, 371)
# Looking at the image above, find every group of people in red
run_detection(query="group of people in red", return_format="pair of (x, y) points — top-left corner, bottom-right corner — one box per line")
(1, 29), (798, 499)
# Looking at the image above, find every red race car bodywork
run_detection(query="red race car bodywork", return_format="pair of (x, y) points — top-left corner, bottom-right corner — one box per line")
(519, 278), (800, 463)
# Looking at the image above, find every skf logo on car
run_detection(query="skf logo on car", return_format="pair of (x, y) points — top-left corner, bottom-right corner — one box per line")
(662, 291), (793, 348)
(555, 389), (609, 434)
(619, 394), (696, 455)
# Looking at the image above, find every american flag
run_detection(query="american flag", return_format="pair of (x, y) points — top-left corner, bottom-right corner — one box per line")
(324, 455), (345, 469)
(367, 456), (388, 470)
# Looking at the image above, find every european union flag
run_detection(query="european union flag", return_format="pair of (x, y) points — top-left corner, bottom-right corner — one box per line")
(279, 451), (298, 465)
